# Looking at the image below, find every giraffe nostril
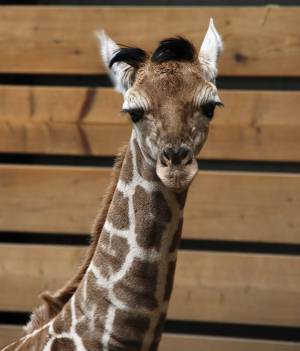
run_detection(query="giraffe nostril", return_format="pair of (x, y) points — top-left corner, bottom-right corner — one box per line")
(186, 157), (193, 165)
(179, 148), (189, 160)
(163, 149), (172, 161)
(160, 149), (171, 166)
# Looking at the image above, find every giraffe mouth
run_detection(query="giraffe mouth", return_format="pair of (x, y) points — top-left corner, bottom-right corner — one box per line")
(156, 157), (198, 191)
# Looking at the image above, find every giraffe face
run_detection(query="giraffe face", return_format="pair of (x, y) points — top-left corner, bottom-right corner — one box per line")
(99, 19), (223, 190)
(122, 62), (222, 191)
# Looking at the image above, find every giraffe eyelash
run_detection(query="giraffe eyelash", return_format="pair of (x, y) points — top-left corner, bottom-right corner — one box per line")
(121, 108), (145, 123)
(201, 101), (224, 119)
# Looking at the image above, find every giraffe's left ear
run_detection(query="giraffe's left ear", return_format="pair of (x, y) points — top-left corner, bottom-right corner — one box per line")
(96, 30), (132, 94)
(199, 18), (224, 82)
(96, 31), (146, 94)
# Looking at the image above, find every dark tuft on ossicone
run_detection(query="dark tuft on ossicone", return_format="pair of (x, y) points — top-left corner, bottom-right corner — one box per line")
(108, 37), (196, 69)
(109, 47), (147, 69)
(151, 37), (196, 64)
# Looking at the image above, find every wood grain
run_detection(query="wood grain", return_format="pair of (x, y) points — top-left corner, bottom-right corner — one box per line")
(0, 7), (299, 76)
(0, 326), (22, 350)
(0, 86), (299, 161)
(0, 326), (299, 351)
(0, 245), (300, 326)
(0, 165), (299, 243)
(160, 334), (300, 351)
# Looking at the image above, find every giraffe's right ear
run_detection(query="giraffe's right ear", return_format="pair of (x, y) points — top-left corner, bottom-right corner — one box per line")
(96, 31), (146, 94)
(199, 19), (223, 83)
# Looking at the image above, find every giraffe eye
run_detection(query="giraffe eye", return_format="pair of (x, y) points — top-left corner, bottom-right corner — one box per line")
(201, 101), (223, 119)
(122, 108), (144, 123)
(201, 102), (217, 119)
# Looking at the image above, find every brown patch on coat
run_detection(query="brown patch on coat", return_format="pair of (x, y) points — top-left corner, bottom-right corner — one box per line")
(94, 230), (130, 278)
(74, 292), (87, 321)
(113, 258), (158, 310)
(75, 276), (109, 350)
(80, 337), (102, 351)
(136, 219), (165, 250)
(108, 309), (150, 351)
(152, 191), (172, 222)
(107, 190), (130, 230)
(134, 139), (158, 182)
(133, 185), (171, 250)
(120, 148), (133, 183)
(52, 306), (72, 334)
(51, 338), (75, 351)
(84, 271), (110, 309)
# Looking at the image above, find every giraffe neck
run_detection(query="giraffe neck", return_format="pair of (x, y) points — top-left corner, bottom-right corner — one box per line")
(73, 131), (186, 350)
(5, 131), (187, 351)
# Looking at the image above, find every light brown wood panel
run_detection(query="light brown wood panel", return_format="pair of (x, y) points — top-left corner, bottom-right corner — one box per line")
(0, 326), (22, 350)
(0, 165), (299, 243)
(1, 86), (300, 161)
(0, 7), (299, 76)
(170, 251), (300, 325)
(0, 327), (299, 351)
(0, 245), (300, 326)
(0, 86), (127, 156)
(160, 334), (300, 351)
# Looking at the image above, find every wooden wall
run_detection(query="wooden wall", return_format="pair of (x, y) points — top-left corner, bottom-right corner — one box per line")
(0, 1), (300, 350)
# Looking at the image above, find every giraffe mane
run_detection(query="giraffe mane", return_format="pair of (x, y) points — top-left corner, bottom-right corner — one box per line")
(24, 145), (128, 335)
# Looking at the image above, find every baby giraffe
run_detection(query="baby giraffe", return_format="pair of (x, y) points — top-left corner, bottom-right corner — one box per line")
(3, 19), (223, 351)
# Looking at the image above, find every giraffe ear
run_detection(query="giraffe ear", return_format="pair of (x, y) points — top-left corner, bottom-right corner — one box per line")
(199, 18), (223, 82)
(96, 31), (145, 94)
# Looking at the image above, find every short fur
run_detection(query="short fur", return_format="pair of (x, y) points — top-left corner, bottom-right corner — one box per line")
(24, 145), (128, 334)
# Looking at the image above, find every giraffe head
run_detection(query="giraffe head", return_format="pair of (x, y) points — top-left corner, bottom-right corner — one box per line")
(97, 19), (223, 191)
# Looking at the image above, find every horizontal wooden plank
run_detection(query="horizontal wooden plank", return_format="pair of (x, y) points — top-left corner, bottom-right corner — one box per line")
(160, 334), (300, 351)
(171, 251), (300, 325)
(0, 166), (299, 243)
(0, 86), (299, 161)
(1, 327), (299, 351)
(0, 326), (22, 350)
(0, 7), (299, 76)
(0, 245), (300, 326)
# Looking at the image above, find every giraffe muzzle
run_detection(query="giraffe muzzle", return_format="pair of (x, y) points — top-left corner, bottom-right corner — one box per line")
(160, 145), (192, 167)
(156, 145), (198, 191)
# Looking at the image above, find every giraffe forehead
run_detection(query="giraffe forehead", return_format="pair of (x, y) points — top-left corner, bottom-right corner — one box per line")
(124, 81), (218, 113)
(124, 61), (219, 111)
(142, 63), (201, 94)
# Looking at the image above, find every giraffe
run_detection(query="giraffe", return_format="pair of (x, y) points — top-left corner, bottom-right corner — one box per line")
(2, 18), (223, 351)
